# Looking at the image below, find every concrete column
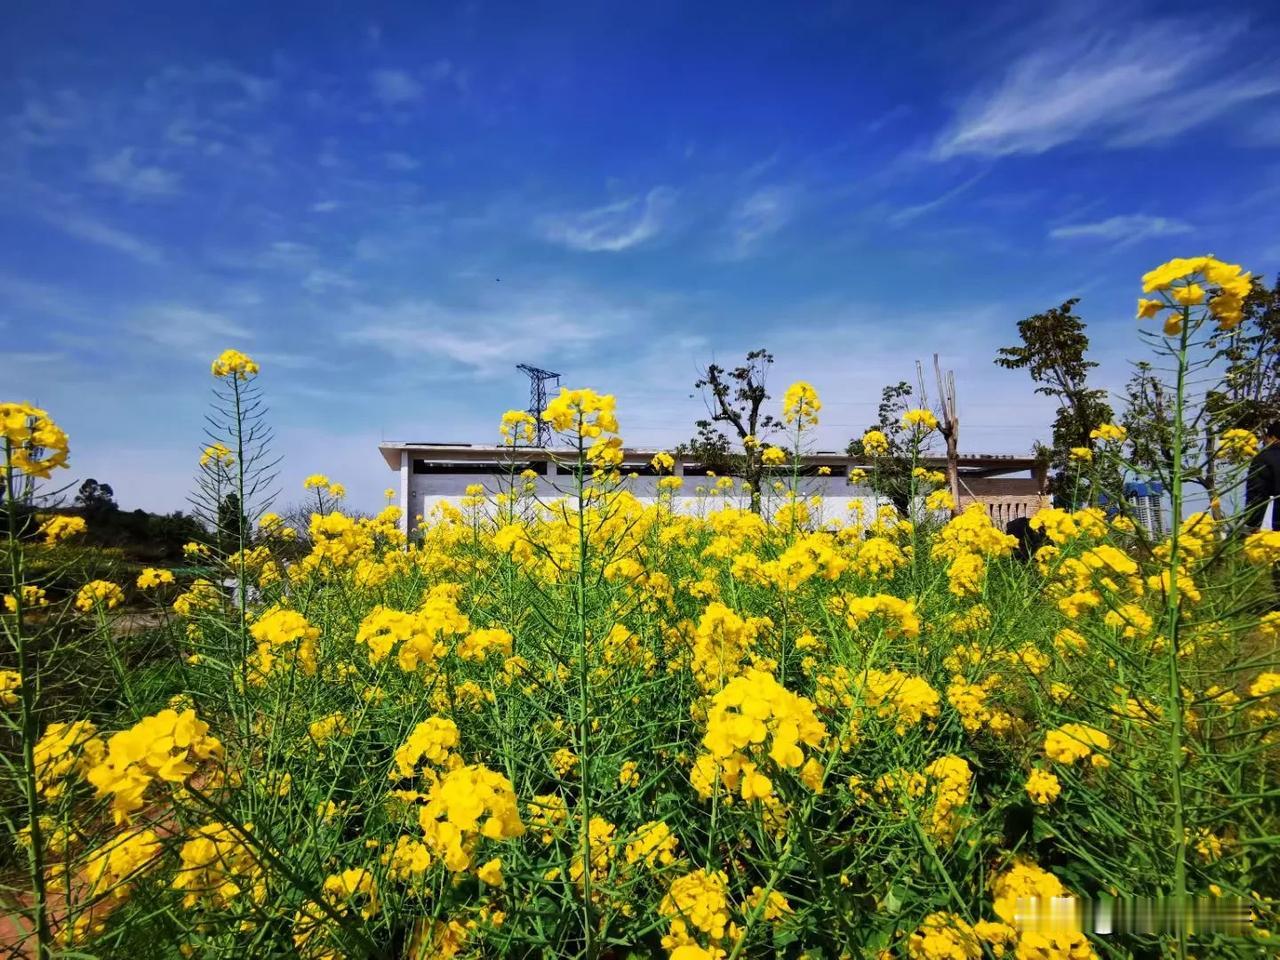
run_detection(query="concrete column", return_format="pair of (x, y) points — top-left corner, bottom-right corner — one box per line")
(1033, 462), (1049, 496)
(399, 450), (410, 538)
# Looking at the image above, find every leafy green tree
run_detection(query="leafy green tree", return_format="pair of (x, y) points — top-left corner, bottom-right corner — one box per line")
(1211, 274), (1280, 431)
(217, 492), (248, 557)
(996, 298), (1113, 507)
(74, 478), (117, 517)
(846, 380), (916, 515)
(679, 348), (779, 511)
(1123, 275), (1280, 515)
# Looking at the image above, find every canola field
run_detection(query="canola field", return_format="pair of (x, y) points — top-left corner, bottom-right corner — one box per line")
(3, 256), (1279, 959)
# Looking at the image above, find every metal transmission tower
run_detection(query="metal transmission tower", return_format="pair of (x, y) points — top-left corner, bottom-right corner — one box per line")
(516, 363), (560, 446)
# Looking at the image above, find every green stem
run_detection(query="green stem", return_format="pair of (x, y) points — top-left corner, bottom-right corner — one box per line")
(1164, 308), (1191, 960)
(5, 446), (51, 959)
(573, 426), (595, 957)
(230, 379), (252, 748)
(99, 607), (138, 717)
(233, 379), (249, 665)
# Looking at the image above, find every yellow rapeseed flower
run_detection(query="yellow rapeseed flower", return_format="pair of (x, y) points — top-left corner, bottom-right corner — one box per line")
(1, 402), (70, 478)
(902, 408), (938, 432)
(210, 349), (259, 379)
(76, 580), (124, 613)
(1089, 423), (1127, 444)
(1025, 767), (1062, 805)
(781, 380), (821, 428)
(38, 514), (87, 544)
(136, 568), (175, 590)
(861, 430), (889, 457)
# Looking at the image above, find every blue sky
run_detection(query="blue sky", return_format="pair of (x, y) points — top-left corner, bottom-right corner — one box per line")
(3, 0), (1279, 514)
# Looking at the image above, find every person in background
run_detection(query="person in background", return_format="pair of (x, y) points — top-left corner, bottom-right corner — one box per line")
(1243, 421), (1280, 608)
(1006, 515), (1047, 563)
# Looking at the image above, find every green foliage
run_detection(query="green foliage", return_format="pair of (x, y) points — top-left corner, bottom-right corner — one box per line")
(1125, 276), (1280, 508)
(1215, 274), (1280, 432)
(217, 493), (248, 557)
(846, 379), (916, 514)
(996, 299), (1113, 506)
(75, 478), (117, 516)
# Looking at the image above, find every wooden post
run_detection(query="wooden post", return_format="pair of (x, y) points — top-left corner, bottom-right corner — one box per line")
(934, 355), (961, 517)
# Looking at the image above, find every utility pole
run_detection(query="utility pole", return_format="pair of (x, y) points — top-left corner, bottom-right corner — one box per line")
(934, 354), (961, 516)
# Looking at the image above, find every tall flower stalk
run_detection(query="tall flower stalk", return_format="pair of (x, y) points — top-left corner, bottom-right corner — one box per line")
(1132, 255), (1254, 959)
(539, 386), (622, 956)
(1, 403), (70, 959)
(192, 350), (278, 725)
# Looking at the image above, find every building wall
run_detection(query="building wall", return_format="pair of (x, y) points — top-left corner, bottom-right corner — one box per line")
(957, 494), (1048, 526)
(391, 450), (1047, 536)
(405, 468), (885, 531)
(406, 469), (873, 503)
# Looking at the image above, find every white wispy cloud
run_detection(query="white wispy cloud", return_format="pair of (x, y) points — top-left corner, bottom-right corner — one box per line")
(370, 69), (424, 105)
(88, 147), (181, 198)
(934, 16), (1280, 158)
(1049, 214), (1193, 243)
(721, 186), (795, 259)
(38, 208), (165, 264)
(301, 269), (357, 294)
(128, 305), (252, 352)
(384, 151), (420, 171)
(541, 187), (676, 253)
(6, 60), (280, 196)
(9, 90), (86, 145)
(887, 171), (987, 226)
(343, 283), (631, 375)
(0, 273), (86, 319)
(144, 62), (277, 111)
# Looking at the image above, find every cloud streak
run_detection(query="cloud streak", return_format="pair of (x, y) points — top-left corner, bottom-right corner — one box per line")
(88, 147), (181, 198)
(38, 208), (165, 264)
(887, 171), (987, 226)
(541, 187), (676, 253)
(934, 16), (1280, 158)
(721, 186), (795, 259)
(128, 305), (252, 352)
(370, 69), (424, 105)
(343, 283), (635, 376)
(1049, 214), (1193, 243)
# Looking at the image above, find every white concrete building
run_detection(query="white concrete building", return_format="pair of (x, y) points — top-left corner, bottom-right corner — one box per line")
(378, 442), (1047, 538)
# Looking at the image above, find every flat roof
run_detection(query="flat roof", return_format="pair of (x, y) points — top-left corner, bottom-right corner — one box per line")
(378, 442), (1040, 475)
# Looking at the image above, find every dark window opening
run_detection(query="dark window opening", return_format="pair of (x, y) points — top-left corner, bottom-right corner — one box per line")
(413, 460), (549, 475)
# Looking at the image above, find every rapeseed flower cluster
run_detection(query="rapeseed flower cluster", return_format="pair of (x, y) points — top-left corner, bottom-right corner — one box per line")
(416, 764), (525, 872)
(210, 348), (259, 379)
(248, 608), (321, 681)
(38, 514), (86, 544)
(85, 708), (224, 824)
(861, 429), (890, 456)
(700, 668), (826, 801)
(1139, 255), (1252, 332)
(200, 442), (234, 468)
(75, 580), (124, 613)
(1, 401), (70, 477)
(499, 409), (537, 445)
(781, 380), (821, 428)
